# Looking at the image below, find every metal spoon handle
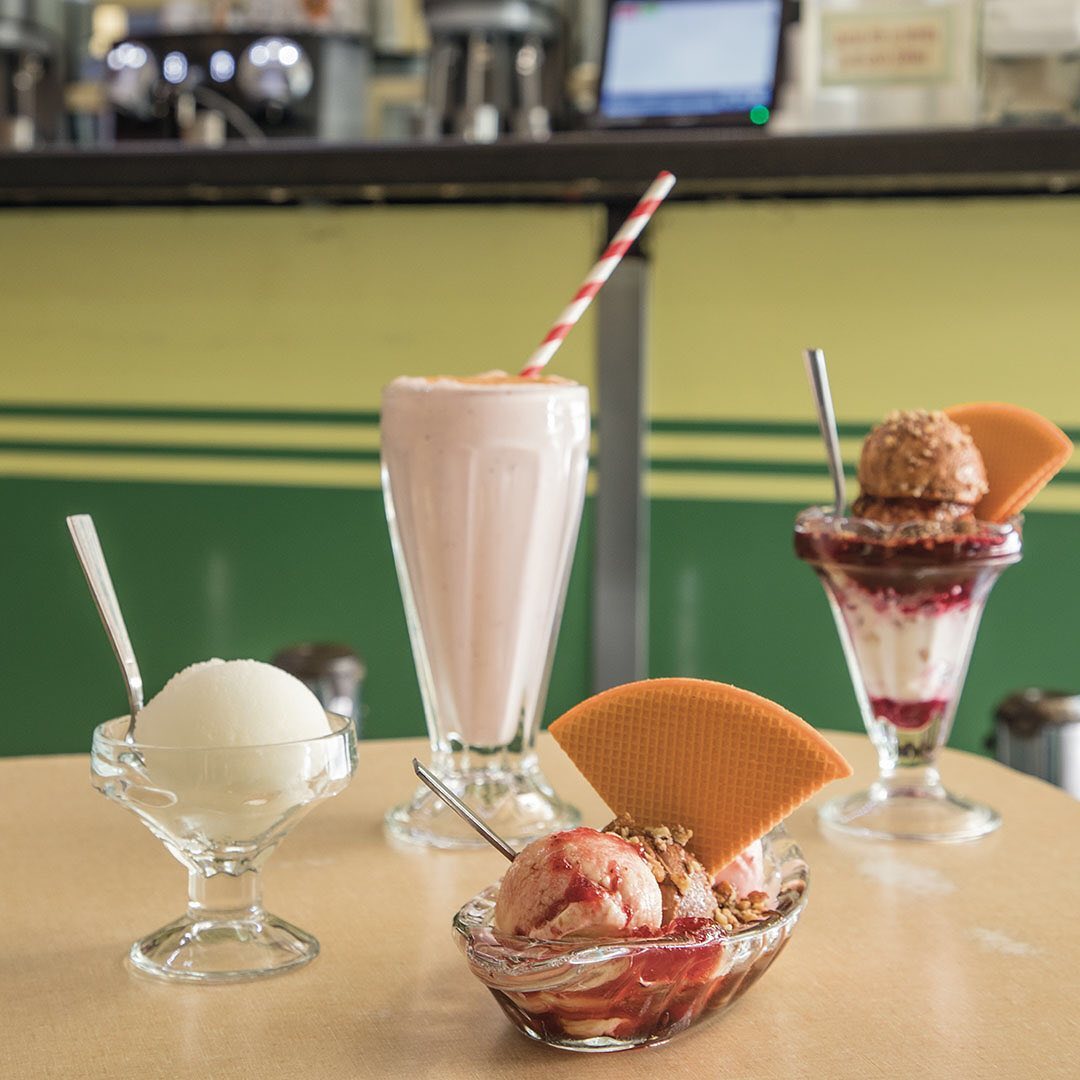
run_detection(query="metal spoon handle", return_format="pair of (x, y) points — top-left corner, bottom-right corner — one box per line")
(66, 515), (144, 737)
(803, 348), (847, 517)
(412, 759), (517, 862)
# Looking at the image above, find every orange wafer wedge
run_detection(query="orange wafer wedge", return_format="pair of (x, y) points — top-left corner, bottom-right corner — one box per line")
(944, 402), (1072, 523)
(549, 678), (851, 877)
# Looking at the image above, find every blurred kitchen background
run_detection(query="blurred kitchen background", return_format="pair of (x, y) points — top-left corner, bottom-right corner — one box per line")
(4, 0), (1080, 148)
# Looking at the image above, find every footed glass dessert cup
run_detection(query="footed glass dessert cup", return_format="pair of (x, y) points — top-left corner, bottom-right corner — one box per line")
(453, 828), (807, 1053)
(795, 507), (1022, 842)
(380, 377), (589, 849)
(90, 712), (357, 982)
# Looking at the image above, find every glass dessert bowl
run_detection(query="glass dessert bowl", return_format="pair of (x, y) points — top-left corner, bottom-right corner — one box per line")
(452, 827), (808, 1053)
(795, 507), (1022, 842)
(91, 711), (357, 982)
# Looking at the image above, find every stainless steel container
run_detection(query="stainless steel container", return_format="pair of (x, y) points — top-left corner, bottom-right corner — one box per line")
(0, 0), (64, 147)
(993, 689), (1080, 799)
(273, 643), (366, 731)
(421, 0), (566, 140)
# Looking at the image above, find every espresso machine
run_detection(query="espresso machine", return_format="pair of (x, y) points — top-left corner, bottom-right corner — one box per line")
(0, 0), (64, 147)
(421, 0), (567, 140)
(104, 30), (371, 143)
(103, 1), (373, 143)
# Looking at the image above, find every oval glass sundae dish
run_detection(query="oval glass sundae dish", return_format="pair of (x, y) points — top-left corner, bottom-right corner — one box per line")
(797, 404), (1071, 841)
(454, 824), (807, 1052)
(449, 678), (850, 1052)
(91, 658), (357, 982)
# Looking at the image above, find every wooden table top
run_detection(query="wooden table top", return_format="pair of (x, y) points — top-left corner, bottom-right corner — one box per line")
(2, 732), (1078, 1079)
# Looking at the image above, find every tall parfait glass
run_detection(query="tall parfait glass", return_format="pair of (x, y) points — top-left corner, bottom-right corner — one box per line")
(795, 508), (1022, 841)
(381, 374), (590, 848)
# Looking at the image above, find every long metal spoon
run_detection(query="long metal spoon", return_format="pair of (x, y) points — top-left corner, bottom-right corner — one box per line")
(412, 759), (517, 861)
(803, 347), (847, 517)
(66, 514), (144, 742)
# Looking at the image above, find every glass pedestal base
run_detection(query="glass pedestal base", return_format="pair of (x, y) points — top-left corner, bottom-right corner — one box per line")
(129, 910), (319, 982)
(386, 759), (579, 850)
(819, 778), (1001, 843)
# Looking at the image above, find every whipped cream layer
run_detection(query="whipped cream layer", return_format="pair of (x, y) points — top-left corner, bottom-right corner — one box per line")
(833, 582), (977, 701)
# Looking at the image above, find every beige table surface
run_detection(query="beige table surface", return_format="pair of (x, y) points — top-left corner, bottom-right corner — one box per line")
(2, 732), (1079, 1080)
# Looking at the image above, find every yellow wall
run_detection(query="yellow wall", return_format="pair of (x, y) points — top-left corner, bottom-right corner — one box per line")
(646, 197), (1080, 507)
(0, 205), (601, 488)
(5, 198), (1080, 504)
(2, 206), (599, 407)
(653, 198), (1080, 422)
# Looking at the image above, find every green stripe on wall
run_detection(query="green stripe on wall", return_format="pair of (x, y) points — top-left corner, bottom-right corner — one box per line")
(651, 418), (868, 438)
(2, 407), (1078, 511)
(4, 403), (1079, 442)
(649, 457), (1080, 484)
(650, 458), (854, 477)
(0, 441), (382, 462)
(0, 403), (382, 425)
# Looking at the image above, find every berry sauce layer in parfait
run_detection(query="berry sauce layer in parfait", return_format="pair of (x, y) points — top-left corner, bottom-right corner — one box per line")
(795, 508), (1021, 759)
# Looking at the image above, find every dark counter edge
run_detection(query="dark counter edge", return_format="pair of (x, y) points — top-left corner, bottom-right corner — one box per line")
(2, 126), (1080, 207)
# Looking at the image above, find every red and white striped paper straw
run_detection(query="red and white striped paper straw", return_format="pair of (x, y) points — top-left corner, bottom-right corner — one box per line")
(519, 170), (676, 378)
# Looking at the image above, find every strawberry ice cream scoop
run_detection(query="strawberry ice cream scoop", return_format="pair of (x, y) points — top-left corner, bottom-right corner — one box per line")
(493, 828), (663, 940)
(714, 839), (766, 898)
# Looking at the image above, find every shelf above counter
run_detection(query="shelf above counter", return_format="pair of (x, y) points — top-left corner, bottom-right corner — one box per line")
(3, 125), (1080, 207)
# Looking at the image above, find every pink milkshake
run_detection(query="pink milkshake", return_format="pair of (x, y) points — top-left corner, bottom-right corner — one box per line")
(381, 372), (590, 848)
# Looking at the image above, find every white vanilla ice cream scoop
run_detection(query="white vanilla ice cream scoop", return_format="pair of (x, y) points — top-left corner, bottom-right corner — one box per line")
(494, 828), (663, 940)
(132, 659), (335, 844)
(137, 658), (330, 747)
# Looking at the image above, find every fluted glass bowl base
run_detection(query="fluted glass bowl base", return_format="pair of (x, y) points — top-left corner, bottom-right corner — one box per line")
(819, 782), (1001, 843)
(385, 765), (579, 851)
(129, 911), (319, 983)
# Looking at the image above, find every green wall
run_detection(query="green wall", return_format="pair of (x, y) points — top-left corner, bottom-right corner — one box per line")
(1, 475), (592, 755)
(648, 500), (1077, 756)
(3, 198), (1079, 757)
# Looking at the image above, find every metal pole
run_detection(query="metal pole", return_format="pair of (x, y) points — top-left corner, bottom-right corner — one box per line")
(592, 205), (650, 691)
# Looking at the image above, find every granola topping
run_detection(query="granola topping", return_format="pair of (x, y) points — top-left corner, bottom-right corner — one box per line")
(713, 880), (775, 930)
(604, 815), (696, 892)
(604, 814), (778, 929)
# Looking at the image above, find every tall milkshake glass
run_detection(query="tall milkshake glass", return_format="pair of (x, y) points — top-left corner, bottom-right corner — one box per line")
(381, 373), (590, 848)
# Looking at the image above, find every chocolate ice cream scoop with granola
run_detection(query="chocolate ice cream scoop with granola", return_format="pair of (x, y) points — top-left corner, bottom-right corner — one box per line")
(852, 409), (988, 528)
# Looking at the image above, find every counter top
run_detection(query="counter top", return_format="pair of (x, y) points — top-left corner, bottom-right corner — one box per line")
(2, 731), (1078, 1078)
(3, 126), (1080, 207)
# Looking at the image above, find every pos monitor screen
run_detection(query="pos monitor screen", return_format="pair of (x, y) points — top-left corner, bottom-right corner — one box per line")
(596, 0), (785, 127)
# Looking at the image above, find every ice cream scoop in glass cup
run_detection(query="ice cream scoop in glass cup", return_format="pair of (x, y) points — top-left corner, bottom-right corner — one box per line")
(90, 660), (357, 981)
